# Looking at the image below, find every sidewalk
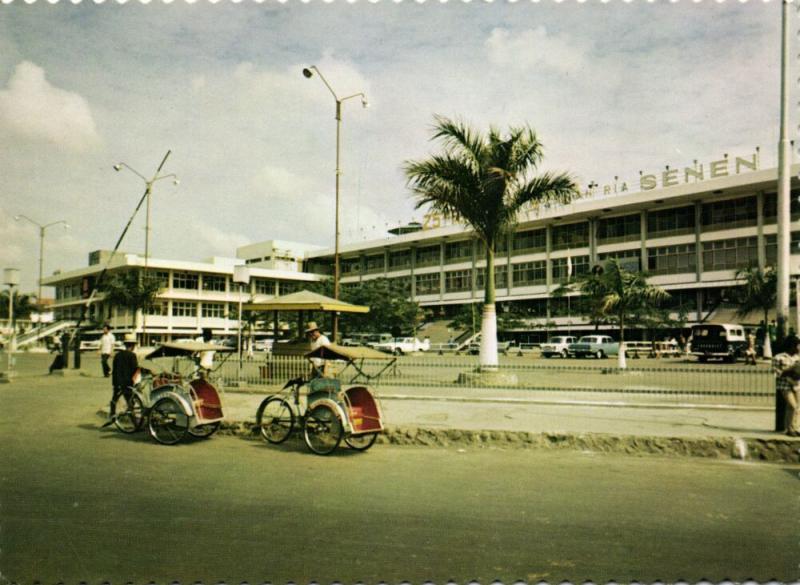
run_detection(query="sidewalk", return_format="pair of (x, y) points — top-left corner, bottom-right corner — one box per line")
(218, 386), (800, 464)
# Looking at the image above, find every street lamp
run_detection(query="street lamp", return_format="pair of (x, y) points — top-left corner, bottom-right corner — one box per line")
(4, 268), (20, 355)
(303, 65), (368, 342)
(113, 151), (179, 343)
(232, 265), (250, 383)
(14, 215), (69, 309)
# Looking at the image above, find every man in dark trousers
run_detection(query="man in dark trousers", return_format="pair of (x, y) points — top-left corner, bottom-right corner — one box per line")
(110, 333), (139, 417)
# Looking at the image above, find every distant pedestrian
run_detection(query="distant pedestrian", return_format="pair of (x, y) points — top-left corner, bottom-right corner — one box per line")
(109, 333), (139, 418)
(99, 325), (115, 378)
(195, 328), (215, 377)
(744, 331), (757, 366)
(772, 335), (800, 436)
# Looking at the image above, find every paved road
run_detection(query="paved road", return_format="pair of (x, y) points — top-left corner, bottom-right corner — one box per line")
(2, 376), (798, 583)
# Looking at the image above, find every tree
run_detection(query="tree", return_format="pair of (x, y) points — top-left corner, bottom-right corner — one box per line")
(570, 259), (670, 345)
(99, 270), (161, 331)
(405, 116), (578, 368)
(0, 290), (34, 331)
(306, 278), (423, 337)
(733, 266), (776, 356)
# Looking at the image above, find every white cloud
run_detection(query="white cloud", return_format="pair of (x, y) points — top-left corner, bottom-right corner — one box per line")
(485, 26), (588, 74)
(0, 61), (100, 151)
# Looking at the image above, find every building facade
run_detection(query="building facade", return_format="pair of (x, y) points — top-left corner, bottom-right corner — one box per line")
(42, 163), (800, 342)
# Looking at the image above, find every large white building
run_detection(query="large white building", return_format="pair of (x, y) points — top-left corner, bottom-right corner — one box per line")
(43, 159), (800, 343)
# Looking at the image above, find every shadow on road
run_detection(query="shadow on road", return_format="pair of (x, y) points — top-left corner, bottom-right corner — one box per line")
(247, 436), (367, 457)
(77, 422), (151, 443)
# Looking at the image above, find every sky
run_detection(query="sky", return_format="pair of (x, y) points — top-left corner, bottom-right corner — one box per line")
(0, 1), (794, 294)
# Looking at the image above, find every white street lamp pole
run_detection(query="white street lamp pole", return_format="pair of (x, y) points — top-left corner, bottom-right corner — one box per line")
(233, 266), (250, 385)
(14, 215), (69, 308)
(776, 0), (792, 342)
(114, 152), (179, 344)
(303, 66), (368, 343)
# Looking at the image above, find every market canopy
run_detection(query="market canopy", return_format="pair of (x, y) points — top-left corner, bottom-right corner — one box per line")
(242, 290), (370, 314)
(145, 341), (235, 360)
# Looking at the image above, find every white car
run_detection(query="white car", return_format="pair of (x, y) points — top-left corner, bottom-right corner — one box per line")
(540, 336), (577, 358)
(373, 337), (430, 355)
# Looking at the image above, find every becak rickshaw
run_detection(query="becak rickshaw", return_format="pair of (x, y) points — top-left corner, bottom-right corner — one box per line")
(111, 341), (235, 445)
(255, 343), (392, 455)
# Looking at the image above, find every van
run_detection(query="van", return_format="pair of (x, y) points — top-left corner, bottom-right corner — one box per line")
(690, 323), (747, 363)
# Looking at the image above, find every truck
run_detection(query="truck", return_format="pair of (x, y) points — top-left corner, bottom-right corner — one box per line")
(689, 323), (747, 363)
(568, 335), (620, 359)
(373, 337), (430, 355)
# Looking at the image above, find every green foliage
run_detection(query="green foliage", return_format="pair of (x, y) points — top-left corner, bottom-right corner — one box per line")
(305, 278), (423, 336)
(99, 270), (161, 316)
(565, 259), (670, 342)
(404, 116), (579, 306)
(733, 266), (776, 325)
(0, 290), (34, 323)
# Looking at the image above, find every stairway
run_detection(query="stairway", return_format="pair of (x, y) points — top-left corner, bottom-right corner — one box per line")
(15, 320), (76, 348)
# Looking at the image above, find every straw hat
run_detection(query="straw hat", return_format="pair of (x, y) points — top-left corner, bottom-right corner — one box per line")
(304, 322), (320, 334)
(123, 333), (137, 345)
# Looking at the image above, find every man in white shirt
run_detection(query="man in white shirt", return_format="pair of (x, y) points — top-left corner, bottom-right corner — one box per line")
(195, 328), (215, 377)
(99, 325), (116, 378)
(305, 321), (331, 376)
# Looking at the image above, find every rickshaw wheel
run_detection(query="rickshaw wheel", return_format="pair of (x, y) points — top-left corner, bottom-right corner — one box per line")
(188, 421), (221, 439)
(113, 393), (145, 434)
(256, 397), (294, 444)
(148, 396), (190, 445)
(345, 432), (378, 451)
(303, 403), (343, 455)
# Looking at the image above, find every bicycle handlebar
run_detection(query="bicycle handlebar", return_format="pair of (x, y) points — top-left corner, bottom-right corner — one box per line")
(282, 376), (305, 390)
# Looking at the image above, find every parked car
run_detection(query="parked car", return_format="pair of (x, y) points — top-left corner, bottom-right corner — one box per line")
(364, 333), (393, 348)
(568, 335), (620, 359)
(689, 323), (747, 363)
(540, 336), (577, 358)
(467, 340), (516, 355)
(373, 337), (430, 355)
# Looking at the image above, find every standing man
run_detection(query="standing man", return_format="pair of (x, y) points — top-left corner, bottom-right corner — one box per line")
(195, 328), (215, 377)
(772, 334), (799, 435)
(99, 325), (115, 378)
(110, 333), (138, 417)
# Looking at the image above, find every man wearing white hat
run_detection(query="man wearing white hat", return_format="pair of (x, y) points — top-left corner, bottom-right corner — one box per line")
(110, 333), (139, 417)
(304, 321), (330, 350)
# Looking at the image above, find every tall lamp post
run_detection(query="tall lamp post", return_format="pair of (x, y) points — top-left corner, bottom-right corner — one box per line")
(232, 265), (250, 383)
(303, 65), (368, 342)
(14, 215), (69, 310)
(113, 152), (179, 344)
(4, 268), (20, 359)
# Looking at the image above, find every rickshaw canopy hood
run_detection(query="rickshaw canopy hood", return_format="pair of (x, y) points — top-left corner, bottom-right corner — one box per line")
(305, 343), (393, 361)
(242, 290), (370, 314)
(145, 342), (235, 360)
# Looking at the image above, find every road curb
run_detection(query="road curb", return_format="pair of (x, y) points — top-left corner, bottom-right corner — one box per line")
(209, 419), (800, 464)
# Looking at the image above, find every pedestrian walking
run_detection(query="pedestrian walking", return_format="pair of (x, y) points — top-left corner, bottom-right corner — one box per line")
(771, 335), (799, 436)
(99, 325), (115, 378)
(109, 333), (138, 418)
(744, 330), (757, 366)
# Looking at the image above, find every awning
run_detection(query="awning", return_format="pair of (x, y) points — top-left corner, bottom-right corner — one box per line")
(243, 290), (369, 314)
(306, 343), (394, 361)
(145, 342), (235, 359)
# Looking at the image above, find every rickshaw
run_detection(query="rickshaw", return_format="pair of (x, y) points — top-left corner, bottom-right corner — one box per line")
(255, 343), (392, 455)
(111, 341), (235, 445)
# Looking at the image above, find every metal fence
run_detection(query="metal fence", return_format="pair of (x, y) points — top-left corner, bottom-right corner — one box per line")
(218, 355), (774, 407)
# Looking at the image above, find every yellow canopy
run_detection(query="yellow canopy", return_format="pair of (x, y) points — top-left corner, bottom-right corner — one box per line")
(305, 343), (393, 361)
(243, 290), (369, 314)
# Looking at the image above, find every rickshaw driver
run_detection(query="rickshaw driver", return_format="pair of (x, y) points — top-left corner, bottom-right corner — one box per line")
(108, 333), (139, 419)
(305, 321), (331, 377)
(195, 328), (215, 378)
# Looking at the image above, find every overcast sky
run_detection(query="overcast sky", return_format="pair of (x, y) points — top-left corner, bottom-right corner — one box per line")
(0, 1), (793, 293)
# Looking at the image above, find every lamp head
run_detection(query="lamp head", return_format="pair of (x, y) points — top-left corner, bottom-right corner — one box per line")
(113, 164), (122, 172)
(13, 215), (20, 221)
(173, 179), (180, 186)
(63, 223), (71, 230)
(302, 68), (314, 79)
(361, 96), (369, 108)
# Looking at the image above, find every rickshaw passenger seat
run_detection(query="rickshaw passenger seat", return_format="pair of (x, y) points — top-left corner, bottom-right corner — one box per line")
(308, 377), (340, 394)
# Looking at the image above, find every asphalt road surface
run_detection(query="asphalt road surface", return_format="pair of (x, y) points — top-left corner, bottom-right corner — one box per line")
(2, 373), (798, 583)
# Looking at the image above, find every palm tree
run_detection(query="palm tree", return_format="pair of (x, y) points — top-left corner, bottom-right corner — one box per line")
(99, 270), (161, 337)
(733, 266), (776, 357)
(0, 290), (34, 334)
(405, 116), (578, 368)
(570, 259), (669, 366)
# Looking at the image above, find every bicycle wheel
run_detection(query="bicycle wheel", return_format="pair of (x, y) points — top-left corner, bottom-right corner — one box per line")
(256, 397), (294, 444)
(113, 393), (145, 434)
(345, 432), (378, 452)
(147, 396), (190, 445)
(303, 403), (343, 455)
(188, 421), (221, 439)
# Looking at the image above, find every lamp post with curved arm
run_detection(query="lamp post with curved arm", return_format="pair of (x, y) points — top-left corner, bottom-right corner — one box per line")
(113, 151), (179, 343)
(13, 215), (69, 309)
(303, 65), (368, 342)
